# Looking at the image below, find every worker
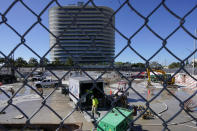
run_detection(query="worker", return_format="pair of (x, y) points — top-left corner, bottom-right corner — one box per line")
(36, 85), (43, 96)
(8, 88), (15, 96)
(91, 95), (100, 118)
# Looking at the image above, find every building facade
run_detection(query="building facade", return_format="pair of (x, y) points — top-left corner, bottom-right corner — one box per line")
(49, 3), (115, 64)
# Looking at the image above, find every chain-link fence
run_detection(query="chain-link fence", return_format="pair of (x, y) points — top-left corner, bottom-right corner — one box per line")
(0, 0), (197, 131)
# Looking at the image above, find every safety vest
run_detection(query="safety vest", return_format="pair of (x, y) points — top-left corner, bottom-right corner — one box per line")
(92, 98), (99, 107)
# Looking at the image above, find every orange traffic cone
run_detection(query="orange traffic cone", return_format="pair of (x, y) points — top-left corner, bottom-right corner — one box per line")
(147, 89), (151, 100)
(110, 89), (112, 95)
(148, 89), (150, 95)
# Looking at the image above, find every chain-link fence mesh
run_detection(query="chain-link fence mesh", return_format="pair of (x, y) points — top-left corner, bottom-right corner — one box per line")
(0, 0), (197, 131)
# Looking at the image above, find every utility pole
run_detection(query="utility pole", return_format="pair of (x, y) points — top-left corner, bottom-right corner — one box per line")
(194, 28), (197, 75)
(11, 53), (15, 77)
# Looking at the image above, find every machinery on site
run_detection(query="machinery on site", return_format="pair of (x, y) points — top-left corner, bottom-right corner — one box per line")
(68, 76), (132, 111)
(69, 77), (111, 110)
(0, 67), (16, 84)
(0, 55), (17, 84)
(97, 107), (133, 131)
(0, 74), (16, 84)
(146, 68), (175, 85)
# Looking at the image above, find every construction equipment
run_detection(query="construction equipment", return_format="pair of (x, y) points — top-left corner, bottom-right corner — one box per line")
(131, 105), (155, 120)
(97, 107), (133, 131)
(112, 81), (129, 108)
(147, 68), (175, 85)
(0, 74), (16, 84)
(113, 91), (129, 108)
(0, 55), (16, 84)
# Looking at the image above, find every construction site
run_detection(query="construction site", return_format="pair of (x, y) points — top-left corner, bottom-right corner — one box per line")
(0, 0), (197, 130)
(0, 69), (197, 131)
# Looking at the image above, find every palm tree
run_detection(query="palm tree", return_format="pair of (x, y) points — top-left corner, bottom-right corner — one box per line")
(40, 57), (49, 66)
(15, 57), (27, 67)
(52, 58), (61, 66)
(28, 57), (38, 67)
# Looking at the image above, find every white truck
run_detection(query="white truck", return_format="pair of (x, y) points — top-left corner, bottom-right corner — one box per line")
(69, 77), (110, 110)
(34, 79), (59, 88)
(32, 75), (46, 81)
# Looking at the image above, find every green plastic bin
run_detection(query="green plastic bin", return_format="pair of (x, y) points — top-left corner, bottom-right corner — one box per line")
(97, 107), (133, 131)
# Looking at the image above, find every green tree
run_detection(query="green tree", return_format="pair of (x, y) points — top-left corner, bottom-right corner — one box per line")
(150, 61), (163, 69)
(0, 57), (5, 63)
(131, 63), (145, 68)
(168, 62), (180, 69)
(115, 62), (124, 66)
(15, 57), (27, 67)
(40, 57), (49, 66)
(185, 59), (189, 65)
(124, 62), (131, 66)
(52, 58), (61, 66)
(28, 57), (38, 67)
(0, 57), (15, 67)
(65, 57), (74, 66)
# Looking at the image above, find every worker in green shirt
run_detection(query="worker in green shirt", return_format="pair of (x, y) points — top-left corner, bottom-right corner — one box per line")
(91, 95), (100, 118)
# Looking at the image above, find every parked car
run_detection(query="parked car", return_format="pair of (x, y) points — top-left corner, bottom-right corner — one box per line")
(34, 79), (59, 88)
(32, 75), (46, 81)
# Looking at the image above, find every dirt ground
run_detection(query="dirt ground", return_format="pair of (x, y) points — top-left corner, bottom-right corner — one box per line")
(0, 84), (94, 130)
(0, 80), (197, 131)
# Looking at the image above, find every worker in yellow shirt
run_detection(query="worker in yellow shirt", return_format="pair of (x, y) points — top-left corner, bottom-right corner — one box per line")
(91, 95), (100, 118)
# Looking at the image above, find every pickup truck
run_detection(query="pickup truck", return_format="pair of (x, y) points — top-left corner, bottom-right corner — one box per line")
(32, 75), (46, 81)
(34, 79), (59, 88)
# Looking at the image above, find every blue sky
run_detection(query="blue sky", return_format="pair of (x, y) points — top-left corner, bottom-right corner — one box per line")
(0, 0), (197, 65)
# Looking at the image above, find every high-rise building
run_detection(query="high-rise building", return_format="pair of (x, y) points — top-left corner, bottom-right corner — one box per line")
(49, 3), (115, 64)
